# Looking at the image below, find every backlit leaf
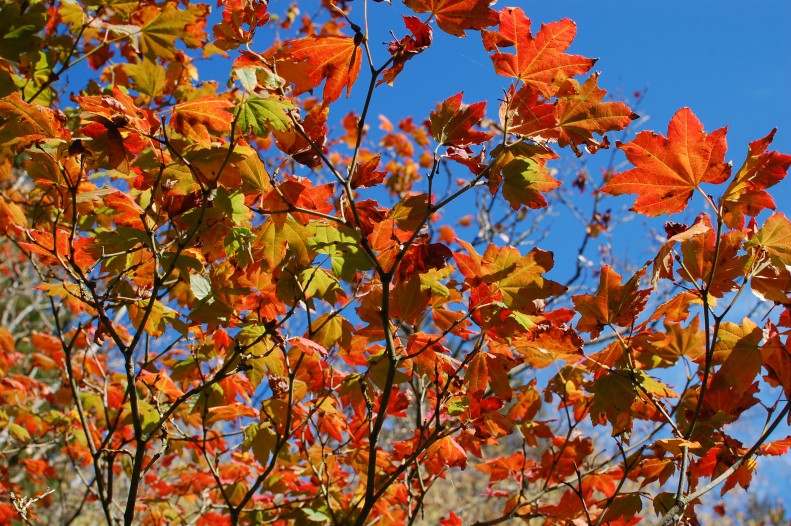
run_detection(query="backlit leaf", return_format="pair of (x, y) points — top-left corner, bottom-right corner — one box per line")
(501, 156), (560, 210)
(279, 35), (362, 105)
(429, 92), (492, 147)
(171, 96), (234, 146)
(573, 265), (651, 339)
(483, 8), (595, 97)
(721, 129), (791, 228)
(235, 96), (294, 137)
(602, 108), (731, 216)
(552, 74), (637, 149)
(403, 0), (498, 37)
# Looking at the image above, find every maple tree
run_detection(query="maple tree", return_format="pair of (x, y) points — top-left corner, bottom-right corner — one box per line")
(0, 1), (790, 525)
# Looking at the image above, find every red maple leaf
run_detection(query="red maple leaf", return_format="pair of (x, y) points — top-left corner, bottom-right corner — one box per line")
(380, 16), (433, 86)
(483, 7), (595, 97)
(602, 108), (731, 216)
(721, 129), (791, 228)
(404, 0), (498, 37)
(573, 265), (652, 339)
(279, 35), (362, 104)
(429, 92), (492, 147)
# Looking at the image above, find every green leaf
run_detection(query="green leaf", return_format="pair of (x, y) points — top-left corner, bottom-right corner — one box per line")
(746, 212), (791, 268)
(234, 67), (259, 92)
(122, 400), (159, 435)
(308, 223), (372, 281)
(368, 353), (408, 390)
(214, 187), (250, 225)
(501, 157), (560, 210)
(590, 371), (635, 434)
(0, 2), (45, 61)
(299, 267), (344, 302)
(446, 395), (471, 416)
(303, 509), (332, 523)
(392, 193), (429, 231)
(125, 59), (166, 103)
(236, 96), (294, 136)
(136, 4), (208, 60)
(129, 299), (188, 337)
(419, 265), (452, 298)
(235, 325), (284, 388)
(225, 227), (255, 266)
(8, 423), (31, 442)
(189, 274), (212, 301)
(244, 423), (277, 466)
(237, 150), (271, 196)
(257, 216), (314, 270)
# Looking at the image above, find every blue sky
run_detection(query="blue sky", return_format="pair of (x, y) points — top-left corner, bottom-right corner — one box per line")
(363, 1), (791, 154)
(341, 2), (791, 269)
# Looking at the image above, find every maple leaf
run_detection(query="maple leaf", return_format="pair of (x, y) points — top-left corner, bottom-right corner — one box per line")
(272, 104), (328, 167)
(171, 96), (234, 146)
(721, 458), (756, 496)
(483, 8), (596, 97)
(552, 74), (638, 149)
(439, 512), (463, 526)
(75, 87), (159, 172)
(103, 191), (147, 230)
(598, 493), (643, 524)
(429, 92), (492, 147)
(665, 214), (747, 297)
(647, 317), (705, 368)
(124, 59), (167, 104)
(380, 16), (433, 86)
(602, 108), (731, 216)
(403, 0), (498, 37)
(279, 35), (362, 105)
(212, 0), (270, 51)
(500, 84), (556, 138)
(235, 95), (294, 137)
(651, 216), (712, 287)
(721, 129), (791, 228)
(761, 335), (791, 399)
(589, 371), (636, 434)
(0, 93), (69, 147)
(131, 3), (209, 61)
(0, 2), (45, 63)
(761, 436), (791, 456)
(746, 212), (791, 269)
(573, 265), (651, 338)
(425, 436), (468, 473)
(308, 223), (372, 281)
(457, 239), (566, 313)
(0, 196), (26, 232)
(350, 154), (387, 189)
(465, 351), (512, 400)
(633, 457), (675, 488)
(500, 156), (561, 210)
(487, 142), (558, 199)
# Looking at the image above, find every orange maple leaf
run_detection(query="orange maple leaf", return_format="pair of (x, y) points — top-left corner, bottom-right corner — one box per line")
(602, 108), (731, 216)
(552, 74), (637, 149)
(171, 96), (234, 146)
(403, 0), (498, 37)
(429, 92), (492, 147)
(721, 129), (791, 228)
(279, 35), (362, 105)
(483, 7), (595, 97)
(573, 265), (651, 339)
